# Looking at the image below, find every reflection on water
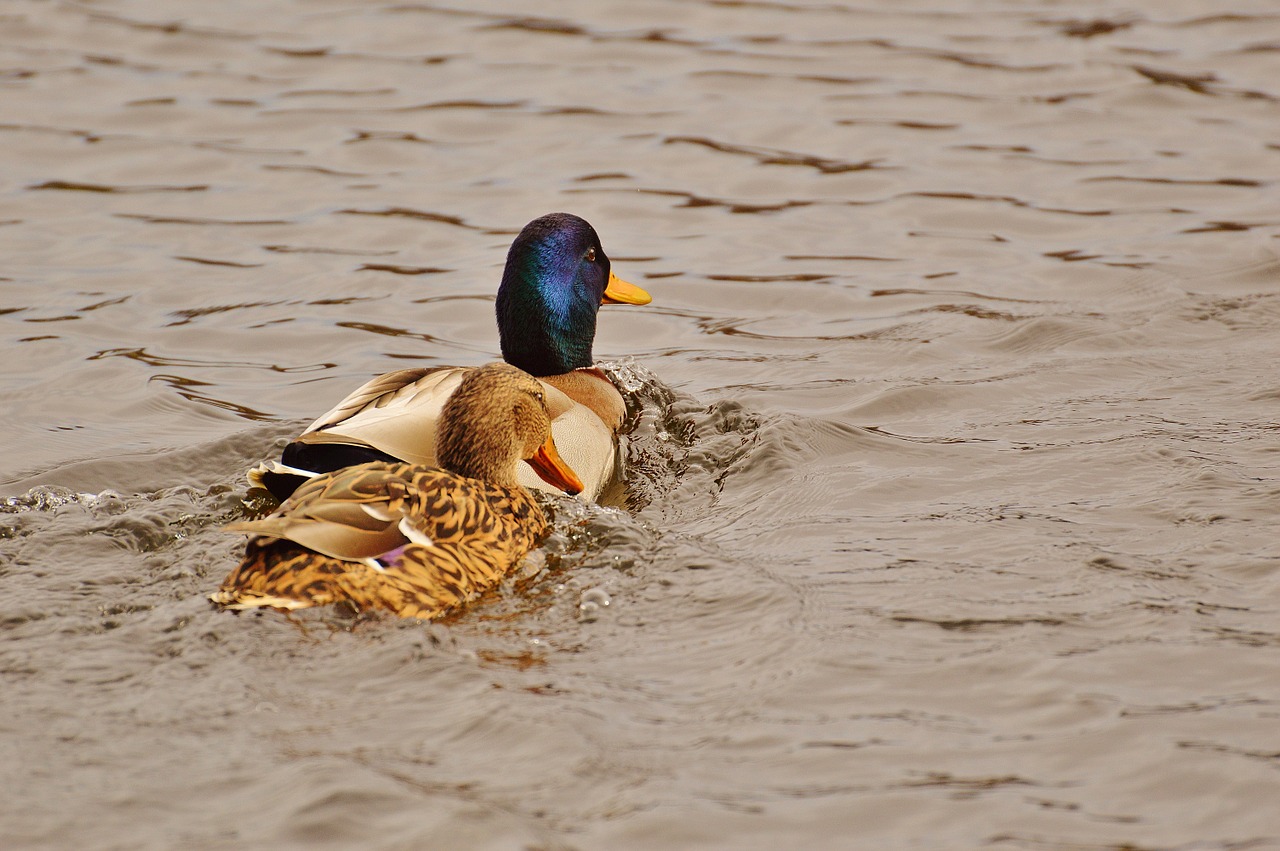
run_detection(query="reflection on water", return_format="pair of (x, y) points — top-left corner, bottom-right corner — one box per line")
(3, 1), (1280, 848)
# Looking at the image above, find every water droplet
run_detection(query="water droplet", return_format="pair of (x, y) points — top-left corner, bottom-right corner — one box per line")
(600, 356), (651, 393)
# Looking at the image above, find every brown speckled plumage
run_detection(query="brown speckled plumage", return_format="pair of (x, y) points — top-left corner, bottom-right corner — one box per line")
(212, 364), (581, 620)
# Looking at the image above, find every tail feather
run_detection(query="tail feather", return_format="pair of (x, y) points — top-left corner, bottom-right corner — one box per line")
(208, 589), (311, 611)
(245, 461), (313, 504)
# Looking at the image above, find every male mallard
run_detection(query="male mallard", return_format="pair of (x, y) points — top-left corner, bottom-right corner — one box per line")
(250, 212), (651, 503)
(213, 363), (583, 619)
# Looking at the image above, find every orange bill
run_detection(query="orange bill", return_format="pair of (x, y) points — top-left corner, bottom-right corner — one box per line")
(602, 271), (652, 306)
(526, 435), (584, 496)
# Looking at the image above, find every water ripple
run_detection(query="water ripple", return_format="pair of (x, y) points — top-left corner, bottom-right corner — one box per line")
(665, 136), (883, 174)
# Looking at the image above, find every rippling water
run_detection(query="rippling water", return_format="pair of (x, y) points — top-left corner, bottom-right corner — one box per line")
(4, 1), (1280, 848)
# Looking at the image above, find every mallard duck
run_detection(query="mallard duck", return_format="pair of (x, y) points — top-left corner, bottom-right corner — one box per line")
(213, 363), (584, 619)
(250, 212), (651, 503)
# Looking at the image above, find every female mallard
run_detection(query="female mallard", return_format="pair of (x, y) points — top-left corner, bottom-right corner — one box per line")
(250, 212), (651, 503)
(213, 363), (584, 619)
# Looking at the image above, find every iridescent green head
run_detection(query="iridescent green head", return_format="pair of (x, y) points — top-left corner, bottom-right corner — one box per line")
(495, 213), (650, 377)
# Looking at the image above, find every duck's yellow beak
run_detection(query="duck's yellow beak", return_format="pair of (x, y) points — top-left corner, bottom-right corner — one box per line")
(526, 435), (584, 496)
(602, 272), (652, 306)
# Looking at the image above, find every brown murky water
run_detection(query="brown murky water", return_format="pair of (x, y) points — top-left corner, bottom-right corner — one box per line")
(4, 1), (1280, 848)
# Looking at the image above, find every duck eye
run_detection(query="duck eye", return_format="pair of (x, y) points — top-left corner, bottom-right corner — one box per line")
(584, 247), (596, 262)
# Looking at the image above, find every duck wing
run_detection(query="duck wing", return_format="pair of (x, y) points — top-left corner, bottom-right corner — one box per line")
(246, 368), (463, 499)
(229, 462), (451, 559)
(217, 462), (548, 618)
(298, 366), (465, 465)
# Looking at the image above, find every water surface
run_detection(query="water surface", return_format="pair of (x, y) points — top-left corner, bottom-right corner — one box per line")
(3, 1), (1280, 848)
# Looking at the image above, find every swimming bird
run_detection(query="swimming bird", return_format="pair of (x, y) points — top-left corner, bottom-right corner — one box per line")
(249, 212), (651, 503)
(213, 363), (584, 619)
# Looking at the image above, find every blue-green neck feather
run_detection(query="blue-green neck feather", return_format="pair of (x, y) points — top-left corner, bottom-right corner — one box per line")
(496, 214), (609, 377)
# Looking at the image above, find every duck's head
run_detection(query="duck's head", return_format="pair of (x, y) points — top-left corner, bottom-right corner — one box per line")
(437, 363), (584, 495)
(496, 213), (651, 377)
